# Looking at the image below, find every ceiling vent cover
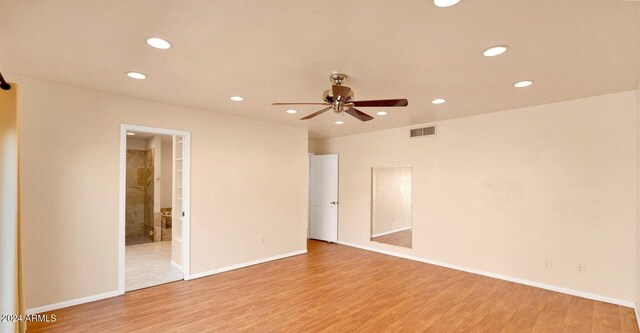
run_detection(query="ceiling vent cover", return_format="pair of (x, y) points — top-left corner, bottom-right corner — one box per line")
(410, 125), (436, 138)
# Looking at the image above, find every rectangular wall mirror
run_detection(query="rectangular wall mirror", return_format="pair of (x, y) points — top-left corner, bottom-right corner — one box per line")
(371, 166), (412, 248)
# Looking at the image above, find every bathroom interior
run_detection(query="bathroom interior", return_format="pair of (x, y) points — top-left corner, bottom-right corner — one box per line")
(125, 132), (183, 291)
(126, 133), (173, 245)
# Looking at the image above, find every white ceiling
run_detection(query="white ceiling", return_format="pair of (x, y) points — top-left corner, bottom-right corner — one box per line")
(1, 0), (639, 138)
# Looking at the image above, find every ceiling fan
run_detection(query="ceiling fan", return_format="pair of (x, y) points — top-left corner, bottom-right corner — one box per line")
(272, 73), (408, 122)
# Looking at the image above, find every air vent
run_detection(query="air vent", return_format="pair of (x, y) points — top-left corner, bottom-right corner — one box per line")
(410, 125), (436, 138)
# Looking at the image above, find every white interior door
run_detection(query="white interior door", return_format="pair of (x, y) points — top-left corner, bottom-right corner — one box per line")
(309, 154), (338, 242)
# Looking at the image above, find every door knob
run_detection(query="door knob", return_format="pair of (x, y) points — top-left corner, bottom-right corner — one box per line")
(330, 201), (337, 205)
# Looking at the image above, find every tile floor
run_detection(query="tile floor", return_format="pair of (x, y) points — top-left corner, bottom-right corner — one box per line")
(125, 241), (183, 291)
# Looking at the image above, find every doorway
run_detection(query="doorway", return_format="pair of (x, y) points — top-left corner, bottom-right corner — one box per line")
(118, 124), (191, 293)
(308, 154), (339, 243)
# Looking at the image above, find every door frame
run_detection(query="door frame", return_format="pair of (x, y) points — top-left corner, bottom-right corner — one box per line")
(118, 124), (192, 294)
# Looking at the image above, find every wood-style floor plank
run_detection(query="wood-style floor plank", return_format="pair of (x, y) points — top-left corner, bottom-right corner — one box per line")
(371, 229), (412, 248)
(27, 240), (638, 332)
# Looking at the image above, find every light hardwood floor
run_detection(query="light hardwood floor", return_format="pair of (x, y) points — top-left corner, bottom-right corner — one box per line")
(125, 241), (183, 291)
(371, 229), (412, 248)
(29, 240), (638, 332)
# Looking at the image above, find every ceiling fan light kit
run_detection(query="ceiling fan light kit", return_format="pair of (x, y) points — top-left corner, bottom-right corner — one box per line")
(272, 73), (408, 122)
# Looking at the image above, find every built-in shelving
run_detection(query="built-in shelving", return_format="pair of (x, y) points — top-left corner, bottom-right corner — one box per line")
(172, 134), (185, 268)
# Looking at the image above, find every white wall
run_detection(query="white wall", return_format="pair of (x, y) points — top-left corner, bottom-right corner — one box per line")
(15, 75), (308, 309)
(317, 91), (637, 303)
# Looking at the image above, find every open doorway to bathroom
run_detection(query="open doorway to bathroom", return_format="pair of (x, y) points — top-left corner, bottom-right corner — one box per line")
(118, 125), (190, 293)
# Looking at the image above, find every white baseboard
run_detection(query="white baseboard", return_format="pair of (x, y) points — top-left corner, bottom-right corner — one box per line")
(337, 241), (634, 308)
(634, 304), (640, 330)
(371, 226), (412, 238)
(171, 260), (183, 271)
(189, 249), (307, 280)
(27, 250), (307, 315)
(26, 290), (121, 315)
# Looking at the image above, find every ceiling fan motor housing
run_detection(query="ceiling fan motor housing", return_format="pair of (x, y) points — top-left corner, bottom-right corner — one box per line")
(327, 75), (352, 113)
(324, 88), (354, 113)
(323, 88), (354, 104)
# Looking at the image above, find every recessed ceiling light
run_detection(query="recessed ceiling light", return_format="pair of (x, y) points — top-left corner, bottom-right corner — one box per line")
(126, 72), (146, 80)
(376, 111), (388, 116)
(434, 0), (461, 7)
(483, 45), (509, 57)
(126, 132), (136, 136)
(146, 37), (172, 49)
(286, 109), (298, 114)
(432, 98), (446, 105)
(335, 120), (344, 125)
(230, 96), (244, 101)
(514, 80), (534, 88)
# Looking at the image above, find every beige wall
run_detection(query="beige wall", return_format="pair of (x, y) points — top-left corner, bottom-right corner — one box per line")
(308, 138), (321, 154)
(371, 166), (412, 235)
(126, 138), (146, 150)
(16, 75), (308, 309)
(317, 91), (637, 302)
(636, 81), (640, 305)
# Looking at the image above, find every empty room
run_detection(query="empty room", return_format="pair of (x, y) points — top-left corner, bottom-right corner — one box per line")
(1, 0), (640, 332)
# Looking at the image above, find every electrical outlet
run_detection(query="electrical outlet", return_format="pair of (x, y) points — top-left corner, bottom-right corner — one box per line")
(259, 237), (264, 245)
(577, 264), (585, 274)
(544, 259), (551, 270)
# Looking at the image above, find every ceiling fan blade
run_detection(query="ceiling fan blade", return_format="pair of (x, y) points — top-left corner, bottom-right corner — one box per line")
(272, 102), (330, 106)
(345, 107), (374, 122)
(332, 85), (352, 102)
(351, 99), (408, 107)
(301, 107), (332, 120)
